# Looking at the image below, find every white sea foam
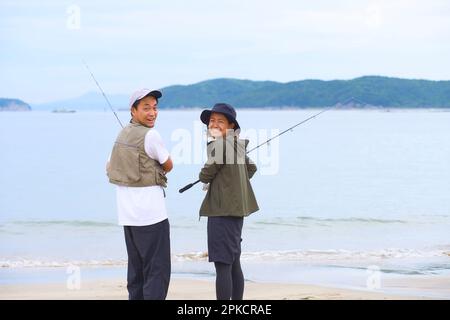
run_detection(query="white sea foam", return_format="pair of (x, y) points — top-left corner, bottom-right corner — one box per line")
(240, 248), (449, 261)
(184, 248), (449, 263)
(0, 259), (127, 268)
(1, 248), (448, 268)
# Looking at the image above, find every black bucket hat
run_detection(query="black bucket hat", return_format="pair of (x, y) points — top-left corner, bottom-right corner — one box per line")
(200, 103), (240, 130)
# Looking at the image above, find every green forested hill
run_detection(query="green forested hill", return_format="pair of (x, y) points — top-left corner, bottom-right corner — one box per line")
(33, 76), (450, 110)
(158, 76), (450, 108)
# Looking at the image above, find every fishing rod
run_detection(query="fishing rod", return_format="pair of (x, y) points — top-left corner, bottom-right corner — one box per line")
(178, 106), (334, 193)
(82, 60), (124, 128)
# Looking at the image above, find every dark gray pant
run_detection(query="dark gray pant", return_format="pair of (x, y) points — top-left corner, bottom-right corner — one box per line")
(123, 219), (171, 300)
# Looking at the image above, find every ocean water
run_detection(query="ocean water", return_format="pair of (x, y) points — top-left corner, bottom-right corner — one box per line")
(1, 109), (450, 296)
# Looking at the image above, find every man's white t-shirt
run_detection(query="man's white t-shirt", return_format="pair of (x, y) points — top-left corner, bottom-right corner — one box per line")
(115, 129), (169, 226)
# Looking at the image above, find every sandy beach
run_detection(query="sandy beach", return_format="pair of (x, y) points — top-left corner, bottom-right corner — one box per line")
(0, 277), (443, 300)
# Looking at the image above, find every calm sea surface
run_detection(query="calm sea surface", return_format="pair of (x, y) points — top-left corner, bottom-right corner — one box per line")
(1, 109), (449, 296)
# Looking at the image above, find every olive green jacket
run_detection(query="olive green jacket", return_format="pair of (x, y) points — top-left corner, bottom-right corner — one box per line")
(199, 136), (259, 217)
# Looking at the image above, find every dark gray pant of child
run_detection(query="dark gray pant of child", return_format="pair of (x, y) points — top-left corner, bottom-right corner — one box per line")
(123, 219), (171, 300)
(214, 259), (244, 300)
(208, 216), (245, 300)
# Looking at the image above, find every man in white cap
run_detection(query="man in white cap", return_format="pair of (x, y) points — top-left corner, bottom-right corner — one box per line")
(107, 89), (173, 300)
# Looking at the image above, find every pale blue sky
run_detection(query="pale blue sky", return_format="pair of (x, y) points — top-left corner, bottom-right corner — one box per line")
(1, 0), (449, 104)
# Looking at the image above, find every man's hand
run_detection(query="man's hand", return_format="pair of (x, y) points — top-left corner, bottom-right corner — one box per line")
(162, 156), (173, 173)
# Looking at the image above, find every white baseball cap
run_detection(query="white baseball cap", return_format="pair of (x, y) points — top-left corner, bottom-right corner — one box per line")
(129, 88), (162, 109)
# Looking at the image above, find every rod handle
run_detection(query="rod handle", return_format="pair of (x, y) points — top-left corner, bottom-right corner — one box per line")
(179, 179), (201, 193)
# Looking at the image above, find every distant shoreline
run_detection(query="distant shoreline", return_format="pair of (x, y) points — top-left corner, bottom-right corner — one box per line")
(5, 107), (450, 113)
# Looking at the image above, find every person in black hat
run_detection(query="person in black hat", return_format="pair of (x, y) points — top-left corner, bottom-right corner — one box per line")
(198, 103), (259, 300)
(200, 103), (241, 137)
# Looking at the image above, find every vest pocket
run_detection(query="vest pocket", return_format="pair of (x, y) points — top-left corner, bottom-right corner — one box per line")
(109, 145), (141, 184)
(156, 170), (168, 187)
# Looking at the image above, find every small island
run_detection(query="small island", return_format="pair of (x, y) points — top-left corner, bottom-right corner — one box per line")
(0, 98), (31, 111)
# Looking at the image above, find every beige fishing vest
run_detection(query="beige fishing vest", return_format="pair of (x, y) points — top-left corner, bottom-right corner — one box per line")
(107, 122), (167, 188)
